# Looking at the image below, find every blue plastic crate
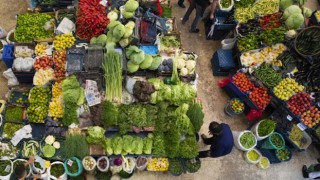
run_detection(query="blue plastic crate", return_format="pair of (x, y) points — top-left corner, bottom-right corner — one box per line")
(139, 45), (158, 55)
(211, 57), (230, 76)
(213, 49), (235, 71)
(2, 44), (14, 68)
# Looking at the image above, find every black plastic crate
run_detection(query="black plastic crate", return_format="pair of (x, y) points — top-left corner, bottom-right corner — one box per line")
(30, 123), (46, 140)
(8, 90), (30, 106)
(66, 47), (85, 73)
(13, 71), (35, 83)
(84, 45), (104, 72)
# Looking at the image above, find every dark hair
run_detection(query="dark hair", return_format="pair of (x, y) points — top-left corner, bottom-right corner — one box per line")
(14, 164), (26, 178)
(209, 121), (223, 135)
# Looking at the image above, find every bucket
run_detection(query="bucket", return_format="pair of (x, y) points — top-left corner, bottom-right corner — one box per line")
(6, 29), (15, 44)
(234, 130), (257, 151)
(13, 159), (31, 178)
(243, 149), (261, 164)
(261, 132), (285, 150)
(257, 157), (270, 169)
(82, 156), (96, 174)
(0, 159), (13, 180)
(64, 157), (83, 177)
(224, 98), (244, 116)
(96, 156), (109, 172)
(49, 161), (67, 180)
(252, 120), (275, 141)
(275, 147), (292, 162)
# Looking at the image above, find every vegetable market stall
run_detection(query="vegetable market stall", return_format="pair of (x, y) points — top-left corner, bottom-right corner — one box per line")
(0, 0), (204, 179)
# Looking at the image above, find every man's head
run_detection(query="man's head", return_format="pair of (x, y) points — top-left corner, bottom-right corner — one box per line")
(209, 121), (223, 136)
(14, 164), (27, 179)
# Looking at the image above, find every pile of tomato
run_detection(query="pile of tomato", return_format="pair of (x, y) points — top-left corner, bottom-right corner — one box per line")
(249, 86), (271, 109)
(233, 72), (254, 93)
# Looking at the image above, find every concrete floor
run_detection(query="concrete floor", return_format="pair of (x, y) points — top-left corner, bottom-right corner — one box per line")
(0, 0), (320, 179)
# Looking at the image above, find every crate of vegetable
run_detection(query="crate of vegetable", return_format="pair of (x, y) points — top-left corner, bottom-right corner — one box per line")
(253, 63), (282, 88)
(244, 149), (261, 164)
(63, 157), (83, 177)
(49, 161), (67, 180)
(235, 130), (257, 151)
(261, 132), (285, 150)
(1, 122), (24, 139)
(248, 86), (271, 110)
(159, 34), (181, 54)
(184, 158), (201, 173)
(275, 148), (291, 162)
(4, 105), (26, 122)
(288, 125), (312, 150)
(300, 106), (320, 129)
(0, 141), (20, 159)
(8, 90), (29, 106)
(0, 159), (13, 179)
(40, 136), (63, 160)
(168, 158), (184, 176)
(20, 140), (41, 158)
(13, 159), (31, 177)
(147, 158), (169, 171)
(27, 87), (51, 123)
(253, 119), (276, 141)
(84, 44), (104, 72)
(294, 26), (320, 57)
(66, 47), (85, 73)
(287, 92), (312, 116)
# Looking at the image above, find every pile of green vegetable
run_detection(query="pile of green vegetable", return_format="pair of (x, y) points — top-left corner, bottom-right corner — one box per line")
(220, 0), (232, 8)
(0, 160), (12, 176)
(148, 78), (196, 106)
(2, 123), (24, 139)
(0, 142), (19, 158)
(168, 158), (184, 175)
(289, 125), (305, 147)
(13, 160), (30, 175)
(50, 163), (65, 178)
(257, 120), (277, 137)
(160, 35), (181, 53)
(271, 133), (284, 149)
(15, 13), (54, 42)
(295, 27), (320, 56)
(240, 132), (256, 149)
(185, 158), (201, 173)
(234, 0), (255, 8)
(187, 101), (204, 132)
(276, 148), (291, 161)
(237, 33), (260, 52)
(42, 135), (61, 158)
(5, 106), (24, 121)
(66, 160), (79, 174)
(259, 27), (286, 46)
(103, 50), (122, 103)
(103, 134), (153, 155)
(86, 126), (106, 144)
(246, 149), (260, 161)
(32, 162), (43, 174)
(62, 76), (85, 126)
(161, 4), (172, 18)
(283, 5), (308, 30)
(63, 129), (89, 159)
(21, 140), (40, 157)
(254, 64), (282, 87)
(27, 87), (51, 123)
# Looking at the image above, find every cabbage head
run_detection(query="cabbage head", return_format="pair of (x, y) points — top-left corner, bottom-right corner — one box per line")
(302, 7), (312, 18)
(125, 21), (135, 29)
(122, 10), (134, 19)
(107, 21), (121, 29)
(96, 34), (108, 46)
(280, 0), (293, 10)
(107, 11), (118, 22)
(86, 126), (106, 144)
(286, 13), (304, 29)
(130, 51), (145, 65)
(140, 55), (153, 69)
(119, 38), (130, 48)
(124, 0), (139, 12)
(127, 60), (140, 73)
(283, 5), (302, 20)
(123, 27), (133, 38)
(126, 45), (140, 58)
(113, 24), (125, 39)
(90, 37), (97, 44)
(148, 55), (162, 70)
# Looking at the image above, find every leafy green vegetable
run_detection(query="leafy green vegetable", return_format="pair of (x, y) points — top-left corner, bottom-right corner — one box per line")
(185, 158), (201, 173)
(5, 106), (24, 121)
(13, 160), (30, 175)
(42, 145), (56, 158)
(86, 126), (106, 144)
(240, 132), (256, 149)
(32, 162), (43, 174)
(63, 132), (89, 159)
(96, 171), (112, 180)
(179, 135), (198, 159)
(50, 163), (65, 178)
(276, 148), (290, 161)
(168, 158), (183, 175)
(67, 160), (78, 174)
(164, 127), (180, 158)
(152, 132), (166, 156)
(161, 36), (180, 48)
(0, 160), (11, 176)
(257, 120), (276, 137)
(2, 123), (24, 139)
(271, 133), (284, 148)
(187, 101), (204, 132)
(112, 136), (123, 155)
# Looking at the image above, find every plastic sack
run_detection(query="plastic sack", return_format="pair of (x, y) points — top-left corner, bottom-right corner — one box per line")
(0, 159), (13, 180)
(49, 161), (67, 180)
(126, 78), (137, 94)
(218, 78), (231, 88)
(43, 19), (55, 31)
(136, 156), (148, 171)
(64, 157), (83, 177)
(218, 0), (234, 12)
(0, 26), (7, 39)
(246, 109), (262, 122)
(122, 157), (136, 174)
(221, 38), (236, 50)
(96, 156), (109, 172)
(3, 68), (19, 86)
(6, 29), (15, 44)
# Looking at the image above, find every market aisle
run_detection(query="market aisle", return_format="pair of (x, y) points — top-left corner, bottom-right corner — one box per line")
(0, 0), (319, 180)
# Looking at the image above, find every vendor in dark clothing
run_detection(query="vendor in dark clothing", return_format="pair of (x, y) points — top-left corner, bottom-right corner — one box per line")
(199, 121), (233, 158)
(10, 156), (41, 180)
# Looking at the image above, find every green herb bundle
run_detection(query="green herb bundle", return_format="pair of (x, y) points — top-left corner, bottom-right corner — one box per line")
(179, 135), (199, 159)
(276, 148), (290, 161)
(271, 133), (284, 148)
(63, 132), (89, 159)
(187, 101), (204, 132)
(5, 106), (24, 121)
(67, 161), (78, 174)
(168, 158), (183, 175)
(50, 163), (65, 178)
(240, 132), (256, 149)
(0, 160), (11, 176)
(257, 120), (276, 136)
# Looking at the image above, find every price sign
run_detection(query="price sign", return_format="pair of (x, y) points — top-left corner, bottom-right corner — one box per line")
(67, 160), (74, 167)
(287, 115), (293, 121)
(5, 165), (11, 172)
(297, 123), (307, 131)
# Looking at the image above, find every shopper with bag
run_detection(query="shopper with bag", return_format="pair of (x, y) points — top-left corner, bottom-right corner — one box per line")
(182, 0), (218, 33)
(198, 121), (233, 158)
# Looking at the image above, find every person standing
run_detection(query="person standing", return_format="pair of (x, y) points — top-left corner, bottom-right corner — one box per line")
(303, 160), (320, 179)
(182, 0), (218, 33)
(198, 121), (233, 158)
(10, 156), (41, 180)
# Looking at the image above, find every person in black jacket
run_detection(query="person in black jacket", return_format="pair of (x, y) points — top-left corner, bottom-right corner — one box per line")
(182, 0), (218, 33)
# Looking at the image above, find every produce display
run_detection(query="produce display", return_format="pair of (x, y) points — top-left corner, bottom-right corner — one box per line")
(234, 0), (254, 8)
(289, 125), (304, 146)
(259, 27), (286, 46)
(53, 34), (75, 50)
(63, 130), (89, 159)
(33, 68), (54, 86)
(35, 43), (48, 56)
(53, 50), (67, 82)
(50, 163), (65, 178)
(176, 52), (197, 76)
(276, 148), (291, 161)
(83, 156), (96, 171)
(27, 87), (51, 123)
(254, 63), (282, 87)
(257, 120), (276, 137)
(230, 99), (244, 113)
(287, 92), (312, 115)
(0, 142), (19, 158)
(283, 5), (305, 30)
(249, 87), (271, 109)
(295, 27), (320, 56)
(233, 72), (254, 93)
(160, 35), (181, 53)
(259, 157), (270, 169)
(301, 106), (320, 128)
(246, 149), (260, 162)
(240, 132), (256, 149)
(168, 158), (183, 175)
(237, 19), (261, 37)
(5, 106), (24, 121)
(34, 55), (54, 70)
(271, 133), (284, 149)
(15, 13), (54, 42)
(49, 82), (64, 119)
(2, 123), (24, 139)
(0, 160), (11, 176)
(274, 78), (304, 101)
(21, 140), (40, 157)
(185, 158), (201, 173)
(9, 91), (29, 105)
(147, 158), (169, 171)
(259, 13), (282, 30)
(66, 159), (78, 174)
(41, 136), (61, 158)
(237, 33), (260, 52)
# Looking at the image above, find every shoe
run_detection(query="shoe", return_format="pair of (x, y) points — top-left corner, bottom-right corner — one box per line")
(182, 20), (186, 25)
(302, 165), (309, 178)
(178, 3), (186, 8)
(189, 29), (200, 33)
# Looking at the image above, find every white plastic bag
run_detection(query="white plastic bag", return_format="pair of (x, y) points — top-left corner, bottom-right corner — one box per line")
(0, 26), (7, 39)
(2, 68), (19, 86)
(221, 38), (236, 50)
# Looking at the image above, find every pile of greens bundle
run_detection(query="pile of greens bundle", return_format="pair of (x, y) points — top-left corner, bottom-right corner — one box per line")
(62, 76), (85, 126)
(257, 120), (277, 137)
(50, 163), (65, 178)
(187, 101), (204, 132)
(63, 129), (89, 159)
(86, 126), (106, 144)
(103, 133), (153, 155)
(0, 160), (12, 176)
(168, 158), (183, 175)
(103, 50), (122, 103)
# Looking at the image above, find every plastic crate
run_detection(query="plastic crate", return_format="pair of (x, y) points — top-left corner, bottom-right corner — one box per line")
(8, 90), (30, 106)
(211, 57), (230, 76)
(3, 105), (27, 123)
(2, 44), (14, 68)
(213, 49), (235, 71)
(13, 71), (35, 83)
(30, 123), (46, 140)
(139, 45), (158, 55)
(84, 45), (104, 72)
(66, 47), (85, 73)
(0, 121), (25, 140)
